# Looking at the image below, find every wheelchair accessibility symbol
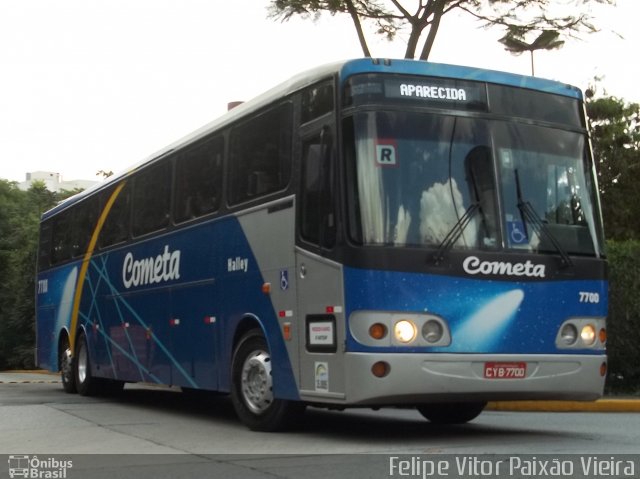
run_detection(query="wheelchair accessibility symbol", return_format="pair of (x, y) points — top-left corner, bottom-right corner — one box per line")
(508, 220), (528, 245)
(280, 270), (289, 291)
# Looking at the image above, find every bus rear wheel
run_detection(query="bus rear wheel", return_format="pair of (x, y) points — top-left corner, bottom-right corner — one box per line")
(72, 332), (125, 396)
(230, 328), (304, 431)
(417, 401), (486, 425)
(74, 332), (100, 396)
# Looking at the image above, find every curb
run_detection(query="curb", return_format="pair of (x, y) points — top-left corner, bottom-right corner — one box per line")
(487, 399), (640, 413)
(1, 369), (57, 374)
(0, 370), (60, 384)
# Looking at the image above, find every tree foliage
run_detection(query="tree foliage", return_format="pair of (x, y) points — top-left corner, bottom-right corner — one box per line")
(269, 0), (613, 60)
(586, 85), (640, 240)
(605, 240), (640, 394)
(0, 181), (64, 369)
(499, 29), (564, 75)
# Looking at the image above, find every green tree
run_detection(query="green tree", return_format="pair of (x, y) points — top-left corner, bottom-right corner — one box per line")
(0, 180), (58, 369)
(269, 0), (613, 60)
(586, 87), (640, 240)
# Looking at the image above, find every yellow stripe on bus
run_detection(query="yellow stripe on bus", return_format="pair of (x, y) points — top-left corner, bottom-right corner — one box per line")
(69, 181), (127, 354)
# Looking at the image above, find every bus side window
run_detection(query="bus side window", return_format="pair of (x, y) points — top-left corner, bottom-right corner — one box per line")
(100, 183), (131, 248)
(174, 136), (223, 223)
(38, 219), (52, 271)
(51, 212), (72, 264)
(228, 103), (292, 205)
(301, 82), (334, 124)
(132, 161), (172, 236)
(71, 196), (99, 257)
(300, 130), (335, 248)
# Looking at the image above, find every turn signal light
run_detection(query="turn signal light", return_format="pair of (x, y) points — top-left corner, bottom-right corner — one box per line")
(369, 323), (387, 340)
(599, 328), (607, 344)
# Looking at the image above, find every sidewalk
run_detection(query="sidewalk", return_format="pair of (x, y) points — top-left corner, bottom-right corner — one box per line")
(1, 370), (639, 412)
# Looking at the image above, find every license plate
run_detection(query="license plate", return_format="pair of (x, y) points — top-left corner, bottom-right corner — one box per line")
(483, 362), (527, 379)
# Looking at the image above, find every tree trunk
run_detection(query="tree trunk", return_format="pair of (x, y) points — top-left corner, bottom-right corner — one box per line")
(344, 0), (371, 57)
(404, 26), (421, 59)
(419, 0), (446, 60)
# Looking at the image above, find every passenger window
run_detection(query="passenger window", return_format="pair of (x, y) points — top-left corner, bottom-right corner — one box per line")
(132, 160), (172, 236)
(228, 103), (292, 205)
(174, 137), (223, 223)
(51, 212), (73, 264)
(38, 220), (52, 270)
(71, 196), (99, 257)
(100, 182), (131, 248)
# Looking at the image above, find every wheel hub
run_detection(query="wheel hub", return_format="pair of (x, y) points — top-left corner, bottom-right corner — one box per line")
(77, 342), (88, 384)
(61, 348), (73, 384)
(240, 350), (273, 414)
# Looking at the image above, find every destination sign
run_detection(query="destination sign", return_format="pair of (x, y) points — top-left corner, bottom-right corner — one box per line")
(343, 74), (488, 111)
(385, 77), (487, 110)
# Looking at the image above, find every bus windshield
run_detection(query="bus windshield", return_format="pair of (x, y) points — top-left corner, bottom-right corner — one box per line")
(344, 110), (603, 256)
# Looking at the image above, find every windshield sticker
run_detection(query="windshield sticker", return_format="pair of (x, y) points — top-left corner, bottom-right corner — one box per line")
(375, 139), (398, 167)
(508, 220), (529, 245)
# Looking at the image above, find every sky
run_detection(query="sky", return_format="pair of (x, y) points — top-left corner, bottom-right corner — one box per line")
(1, 0), (638, 184)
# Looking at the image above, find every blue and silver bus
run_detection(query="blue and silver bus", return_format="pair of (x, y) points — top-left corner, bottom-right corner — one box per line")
(36, 58), (607, 431)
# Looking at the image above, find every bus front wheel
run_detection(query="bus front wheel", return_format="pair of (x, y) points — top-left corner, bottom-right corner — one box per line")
(417, 401), (487, 425)
(230, 328), (304, 431)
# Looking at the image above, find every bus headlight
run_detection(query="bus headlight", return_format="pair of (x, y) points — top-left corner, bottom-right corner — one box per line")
(580, 324), (596, 346)
(559, 323), (578, 346)
(394, 320), (417, 343)
(422, 319), (444, 344)
(349, 311), (451, 347)
(556, 318), (606, 349)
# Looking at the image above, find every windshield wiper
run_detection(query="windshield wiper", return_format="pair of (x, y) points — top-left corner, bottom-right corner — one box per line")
(432, 202), (480, 266)
(514, 169), (573, 269)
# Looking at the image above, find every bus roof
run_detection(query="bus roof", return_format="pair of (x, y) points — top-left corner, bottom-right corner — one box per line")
(42, 58), (583, 220)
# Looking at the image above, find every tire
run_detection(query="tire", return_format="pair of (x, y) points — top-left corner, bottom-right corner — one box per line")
(417, 401), (487, 425)
(59, 336), (77, 394)
(74, 332), (100, 396)
(230, 328), (304, 431)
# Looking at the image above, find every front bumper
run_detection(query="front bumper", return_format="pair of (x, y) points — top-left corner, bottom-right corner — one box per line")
(343, 352), (606, 405)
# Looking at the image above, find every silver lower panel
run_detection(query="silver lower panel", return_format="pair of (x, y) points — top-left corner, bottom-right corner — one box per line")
(309, 353), (606, 405)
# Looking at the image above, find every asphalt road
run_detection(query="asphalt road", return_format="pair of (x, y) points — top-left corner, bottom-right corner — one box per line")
(1, 374), (639, 478)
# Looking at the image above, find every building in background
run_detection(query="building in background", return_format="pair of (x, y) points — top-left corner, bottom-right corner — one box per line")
(18, 171), (98, 192)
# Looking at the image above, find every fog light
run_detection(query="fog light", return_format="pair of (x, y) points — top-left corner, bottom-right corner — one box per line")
(581, 324), (596, 346)
(560, 323), (578, 346)
(600, 362), (607, 377)
(422, 320), (443, 344)
(394, 320), (417, 343)
(369, 323), (387, 340)
(371, 361), (390, 378)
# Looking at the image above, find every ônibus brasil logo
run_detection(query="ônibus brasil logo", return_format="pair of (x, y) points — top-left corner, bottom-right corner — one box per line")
(8, 455), (72, 478)
(463, 256), (546, 278)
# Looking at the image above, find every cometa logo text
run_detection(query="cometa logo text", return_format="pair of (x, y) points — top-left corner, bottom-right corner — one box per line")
(463, 256), (545, 278)
(122, 245), (181, 289)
